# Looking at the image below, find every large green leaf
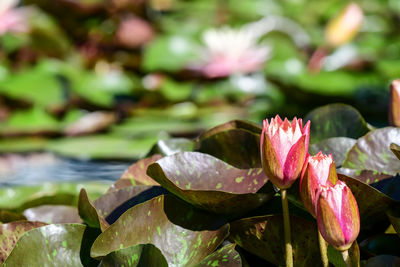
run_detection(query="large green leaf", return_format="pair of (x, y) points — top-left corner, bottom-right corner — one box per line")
(78, 189), (109, 231)
(342, 127), (400, 175)
(0, 210), (26, 223)
(304, 104), (370, 144)
(91, 195), (229, 266)
(196, 120), (262, 168)
(0, 107), (60, 136)
(309, 137), (356, 166)
(0, 221), (47, 264)
(47, 135), (158, 160)
(99, 244), (168, 267)
(108, 155), (162, 192)
(3, 224), (95, 266)
(0, 67), (65, 110)
(229, 215), (320, 266)
(147, 152), (274, 215)
(327, 242), (360, 267)
(142, 35), (200, 72)
(387, 204), (400, 238)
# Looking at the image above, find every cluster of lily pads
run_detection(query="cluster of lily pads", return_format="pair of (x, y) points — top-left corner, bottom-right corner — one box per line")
(0, 100), (400, 266)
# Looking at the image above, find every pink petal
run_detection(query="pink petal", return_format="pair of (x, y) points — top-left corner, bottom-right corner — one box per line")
(282, 134), (306, 186)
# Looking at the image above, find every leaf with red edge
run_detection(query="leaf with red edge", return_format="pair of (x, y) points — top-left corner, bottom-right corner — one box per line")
(91, 195), (230, 266)
(0, 221), (47, 264)
(146, 152), (274, 215)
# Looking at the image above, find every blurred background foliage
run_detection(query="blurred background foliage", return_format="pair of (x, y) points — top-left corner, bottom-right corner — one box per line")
(0, 0), (399, 184)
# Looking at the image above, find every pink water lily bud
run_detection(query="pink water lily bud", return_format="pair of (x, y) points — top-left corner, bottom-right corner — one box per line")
(389, 79), (400, 127)
(300, 152), (338, 217)
(325, 3), (363, 47)
(260, 115), (310, 189)
(316, 180), (360, 251)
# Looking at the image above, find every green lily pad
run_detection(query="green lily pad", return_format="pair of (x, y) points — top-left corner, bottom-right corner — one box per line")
(91, 195), (229, 266)
(47, 135), (158, 160)
(0, 138), (48, 153)
(99, 244), (168, 267)
(142, 35), (200, 72)
(309, 137), (357, 166)
(229, 215), (320, 266)
(108, 155), (162, 192)
(0, 221), (47, 264)
(0, 67), (65, 110)
(0, 182), (108, 210)
(362, 255), (400, 267)
(338, 174), (396, 238)
(304, 104), (370, 144)
(342, 127), (400, 175)
(147, 152), (274, 215)
(196, 120), (262, 168)
(194, 243), (242, 267)
(0, 107), (60, 136)
(390, 143), (400, 161)
(3, 224), (95, 266)
(23, 205), (81, 224)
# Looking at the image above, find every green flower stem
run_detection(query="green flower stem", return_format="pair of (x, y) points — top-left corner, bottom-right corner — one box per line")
(341, 249), (351, 267)
(318, 230), (329, 267)
(281, 189), (293, 267)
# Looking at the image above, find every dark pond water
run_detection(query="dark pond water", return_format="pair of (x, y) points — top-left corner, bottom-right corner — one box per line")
(0, 154), (132, 186)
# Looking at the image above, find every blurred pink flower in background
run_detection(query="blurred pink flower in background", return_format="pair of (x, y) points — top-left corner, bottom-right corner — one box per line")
(199, 26), (271, 78)
(0, 0), (28, 35)
(116, 16), (155, 48)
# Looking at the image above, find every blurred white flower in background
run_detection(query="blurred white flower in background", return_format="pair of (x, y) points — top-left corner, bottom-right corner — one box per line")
(0, 0), (28, 35)
(199, 26), (271, 78)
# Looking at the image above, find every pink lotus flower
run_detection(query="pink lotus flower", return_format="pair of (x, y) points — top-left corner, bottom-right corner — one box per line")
(316, 180), (360, 251)
(300, 152), (338, 217)
(0, 0), (28, 35)
(260, 115), (310, 189)
(199, 26), (271, 78)
(389, 79), (400, 127)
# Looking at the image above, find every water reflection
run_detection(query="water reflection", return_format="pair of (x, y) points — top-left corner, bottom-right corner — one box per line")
(0, 153), (131, 186)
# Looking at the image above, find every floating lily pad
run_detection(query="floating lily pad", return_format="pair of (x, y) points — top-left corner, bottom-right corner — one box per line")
(3, 224), (94, 266)
(0, 138), (48, 153)
(0, 182), (108, 210)
(99, 244), (168, 267)
(339, 174), (396, 238)
(342, 127), (400, 175)
(91, 195), (229, 266)
(310, 137), (357, 166)
(194, 243), (242, 267)
(387, 205), (400, 238)
(108, 155), (162, 192)
(0, 107), (60, 136)
(304, 104), (370, 144)
(23, 205), (81, 224)
(146, 152), (274, 215)
(390, 143), (400, 161)
(196, 120), (262, 168)
(47, 135), (158, 160)
(0, 221), (47, 264)
(337, 168), (393, 185)
(229, 215), (320, 266)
